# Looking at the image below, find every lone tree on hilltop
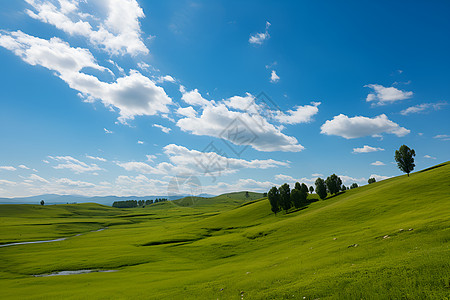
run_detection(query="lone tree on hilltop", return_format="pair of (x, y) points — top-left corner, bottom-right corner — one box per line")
(245, 191), (249, 198)
(315, 178), (327, 200)
(309, 186), (314, 194)
(279, 183), (291, 212)
(395, 145), (415, 177)
(40, 200), (45, 206)
(325, 174), (342, 195)
(268, 186), (280, 214)
(368, 177), (376, 184)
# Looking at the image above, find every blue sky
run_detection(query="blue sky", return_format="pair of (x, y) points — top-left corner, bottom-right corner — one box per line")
(0, 0), (449, 198)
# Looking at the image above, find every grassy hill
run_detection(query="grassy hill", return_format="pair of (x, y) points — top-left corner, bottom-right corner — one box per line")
(0, 163), (449, 299)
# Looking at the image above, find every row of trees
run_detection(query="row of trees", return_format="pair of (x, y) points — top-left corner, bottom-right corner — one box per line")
(267, 174), (367, 214)
(112, 198), (168, 208)
(267, 145), (417, 214)
(268, 182), (311, 214)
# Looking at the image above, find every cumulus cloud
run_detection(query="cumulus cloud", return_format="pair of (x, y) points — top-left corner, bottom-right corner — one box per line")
(400, 102), (447, 115)
(320, 114), (410, 139)
(0, 31), (172, 122)
(371, 161), (385, 166)
(424, 155), (436, 159)
(176, 106), (197, 118)
(180, 86), (211, 107)
(0, 166), (17, 171)
(157, 75), (176, 83)
(274, 102), (320, 124)
(177, 103), (304, 152)
(117, 144), (289, 177)
(365, 84), (413, 105)
(270, 70), (280, 83)
(274, 174), (319, 186)
(49, 156), (101, 173)
(25, 0), (149, 56)
(223, 93), (255, 111)
(18, 165), (30, 169)
(153, 124), (171, 134)
(249, 21), (271, 45)
(352, 145), (385, 153)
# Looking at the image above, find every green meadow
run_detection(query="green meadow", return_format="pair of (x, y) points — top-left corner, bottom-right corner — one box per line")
(0, 162), (449, 299)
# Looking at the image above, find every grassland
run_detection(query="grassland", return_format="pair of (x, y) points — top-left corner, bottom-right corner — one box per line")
(0, 163), (449, 299)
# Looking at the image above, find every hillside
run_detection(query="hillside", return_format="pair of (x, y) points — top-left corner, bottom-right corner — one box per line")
(0, 163), (449, 299)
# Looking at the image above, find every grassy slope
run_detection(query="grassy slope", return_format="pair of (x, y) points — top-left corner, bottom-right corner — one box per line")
(0, 163), (449, 299)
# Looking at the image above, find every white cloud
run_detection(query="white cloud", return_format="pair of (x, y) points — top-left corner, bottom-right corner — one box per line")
(223, 93), (255, 111)
(117, 144), (289, 177)
(320, 114), (410, 139)
(274, 174), (319, 186)
(157, 75), (176, 83)
(371, 161), (385, 166)
(146, 155), (156, 162)
(25, 0), (149, 56)
(18, 165), (30, 169)
(137, 140), (144, 144)
(311, 173), (323, 177)
(424, 155), (436, 159)
(400, 102), (447, 115)
(339, 175), (367, 186)
(180, 86), (211, 107)
(0, 166), (17, 171)
(104, 128), (113, 134)
(365, 84), (413, 105)
(434, 134), (450, 141)
(249, 21), (271, 45)
(270, 70), (280, 83)
(352, 145), (385, 153)
(49, 156), (101, 173)
(0, 179), (16, 185)
(86, 155), (106, 162)
(153, 124), (171, 134)
(0, 31), (172, 123)
(177, 103), (304, 152)
(55, 177), (96, 188)
(369, 174), (391, 181)
(176, 106), (197, 118)
(29, 174), (49, 183)
(274, 102), (320, 124)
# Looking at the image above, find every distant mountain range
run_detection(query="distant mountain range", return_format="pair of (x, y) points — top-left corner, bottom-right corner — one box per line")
(0, 193), (216, 206)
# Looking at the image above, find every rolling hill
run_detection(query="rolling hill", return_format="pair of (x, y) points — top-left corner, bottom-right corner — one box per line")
(0, 162), (449, 299)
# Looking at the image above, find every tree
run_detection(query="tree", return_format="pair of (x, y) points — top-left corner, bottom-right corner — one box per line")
(40, 200), (45, 206)
(290, 189), (301, 208)
(342, 185), (347, 191)
(268, 186), (280, 214)
(245, 191), (249, 198)
(263, 192), (267, 198)
(279, 183), (291, 211)
(395, 145), (415, 177)
(368, 177), (376, 184)
(309, 186), (314, 194)
(315, 178), (327, 200)
(350, 183), (358, 189)
(325, 174), (342, 195)
(301, 183), (309, 195)
(291, 188), (307, 209)
(294, 182), (301, 191)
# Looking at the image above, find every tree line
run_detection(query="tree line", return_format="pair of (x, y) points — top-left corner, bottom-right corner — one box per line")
(267, 174), (372, 214)
(112, 198), (168, 208)
(268, 145), (417, 214)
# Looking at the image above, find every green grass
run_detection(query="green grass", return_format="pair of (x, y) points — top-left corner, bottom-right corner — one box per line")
(0, 163), (449, 299)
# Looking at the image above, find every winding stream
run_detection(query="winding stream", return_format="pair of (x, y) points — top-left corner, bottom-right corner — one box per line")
(0, 227), (108, 248)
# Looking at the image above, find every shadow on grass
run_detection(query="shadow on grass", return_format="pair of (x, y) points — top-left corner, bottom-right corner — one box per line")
(286, 198), (320, 214)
